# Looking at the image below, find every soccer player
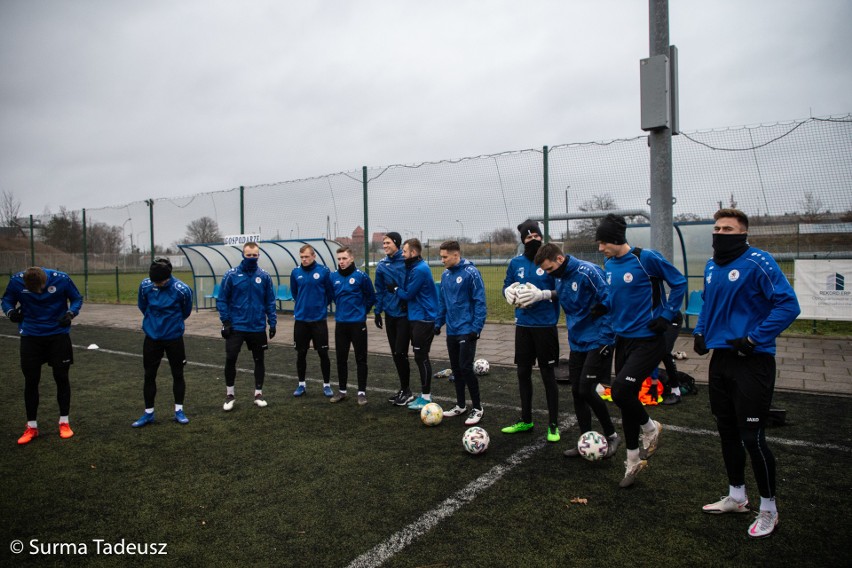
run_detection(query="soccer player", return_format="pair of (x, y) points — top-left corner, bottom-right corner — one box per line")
(373, 232), (413, 406)
(2, 267), (83, 445)
(218, 241), (277, 410)
(500, 220), (562, 443)
(694, 208), (799, 538)
(533, 243), (621, 458)
(329, 246), (376, 405)
(434, 240), (487, 425)
(596, 213), (687, 487)
(290, 243), (335, 397)
(386, 238), (440, 411)
(132, 258), (194, 427)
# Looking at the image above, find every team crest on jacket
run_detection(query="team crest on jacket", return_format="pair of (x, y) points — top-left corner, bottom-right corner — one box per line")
(255, 277), (261, 284)
(349, 277), (356, 284)
(47, 286), (57, 294)
(728, 270), (740, 282)
(313, 273), (320, 279)
(456, 276), (463, 284)
(571, 282), (578, 291)
(536, 268), (545, 276)
(623, 273), (634, 283)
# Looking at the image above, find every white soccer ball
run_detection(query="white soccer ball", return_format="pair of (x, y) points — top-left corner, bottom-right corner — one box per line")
(473, 359), (490, 376)
(420, 402), (443, 426)
(577, 430), (609, 461)
(463, 426), (490, 455)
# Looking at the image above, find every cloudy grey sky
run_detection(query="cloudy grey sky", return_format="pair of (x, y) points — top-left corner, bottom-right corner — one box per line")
(1, 0), (851, 218)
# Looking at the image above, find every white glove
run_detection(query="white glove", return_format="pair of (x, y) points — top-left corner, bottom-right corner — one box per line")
(504, 282), (520, 305)
(516, 282), (551, 307)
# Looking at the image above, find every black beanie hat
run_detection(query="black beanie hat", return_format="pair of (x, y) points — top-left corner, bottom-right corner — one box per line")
(595, 214), (627, 245)
(149, 258), (172, 282)
(385, 232), (402, 249)
(517, 219), (542, 240)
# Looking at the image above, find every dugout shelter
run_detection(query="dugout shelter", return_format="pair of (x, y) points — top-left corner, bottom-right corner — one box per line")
(178, 238), (340, 311)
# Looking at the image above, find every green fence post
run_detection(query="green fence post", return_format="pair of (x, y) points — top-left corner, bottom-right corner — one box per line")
(543, 146), (550, 240)
(82, 208), (89, 300)
(29, 214), (35, 266)
(240, 186), (245, 234)
(115, 266), (120, 303)
(362, 166), (369, 276)
(146, 199), (155, 263)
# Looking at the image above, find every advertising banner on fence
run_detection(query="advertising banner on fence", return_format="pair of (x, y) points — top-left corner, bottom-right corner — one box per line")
(794, 259), (852, 321)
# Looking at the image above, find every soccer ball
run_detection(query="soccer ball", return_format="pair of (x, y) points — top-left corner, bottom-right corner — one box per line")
(577, 430), (609, 461)
(420, 402), (443, 426)
(463, 427), (490, 455)
(473, 359), (490, 376)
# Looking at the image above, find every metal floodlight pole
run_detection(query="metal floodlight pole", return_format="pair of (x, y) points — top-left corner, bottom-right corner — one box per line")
(363, 166), (369, 276)
(240, 186), (245, 234)
(543, 146), (550, 241)
(146, 199), (155, 262)
(647, 0), (674, 260)
(82, 208), (88, 299)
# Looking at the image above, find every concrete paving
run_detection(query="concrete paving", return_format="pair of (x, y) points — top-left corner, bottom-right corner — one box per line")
(76, 303), (851, 397)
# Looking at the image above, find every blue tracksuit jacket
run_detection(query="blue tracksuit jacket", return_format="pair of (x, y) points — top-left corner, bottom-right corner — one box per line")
(396, 258), (439, 322)
(138, 276), (193, 341)
(695, 247), (800, 354)
(331, 268), (376, 323)
(553, 256), (615, 352)
(435, 258), (487, 336)
(503, 255), (560, 327)
(2, 268), (83, 336)
(374, 250), (408, 318)
(603, 246), (686, 338)
(218, 261), (277, 332)
(291, 262), (334, 322)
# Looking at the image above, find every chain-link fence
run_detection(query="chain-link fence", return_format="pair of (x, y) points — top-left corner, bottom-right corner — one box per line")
(3, 114), (850, 318)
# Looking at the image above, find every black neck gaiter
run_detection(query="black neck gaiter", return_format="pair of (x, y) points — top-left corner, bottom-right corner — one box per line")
(712, 233), (749, 266)
(523, 239), (542, 261)
(338, 264), (355, 277)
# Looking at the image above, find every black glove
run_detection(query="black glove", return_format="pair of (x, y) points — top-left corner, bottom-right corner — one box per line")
(221, 321), (233, 339)
(726, 336), (755, 356)
(434, 327), (441, 336)
(386, 284), (397, 293)
(590, 303), (609, 319)
(647, 316), (669, 335)
(468, 332), (480, 342)
(374, 313), (383, 329)
(693, 334), (709, 356)
(268, 326), (276, 339)
(57, 311), (74, 327)
(7, 308), (23, 323)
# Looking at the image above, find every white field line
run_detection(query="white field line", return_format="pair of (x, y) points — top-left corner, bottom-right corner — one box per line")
(1, 334), (848, 454)
(346, 416), (577, 568)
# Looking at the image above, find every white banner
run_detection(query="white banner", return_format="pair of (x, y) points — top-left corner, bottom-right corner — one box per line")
(794, 259), (852, 321)
(222, 234), (261, 246)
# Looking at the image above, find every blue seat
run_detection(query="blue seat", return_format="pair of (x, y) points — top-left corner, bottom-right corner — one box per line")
(276, 284), (294, 310)
(684, 290), (703, 317)
(203, 283), (220, 308)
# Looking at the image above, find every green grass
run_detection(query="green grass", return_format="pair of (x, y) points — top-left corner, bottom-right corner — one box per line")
(1, 320), (850, 567)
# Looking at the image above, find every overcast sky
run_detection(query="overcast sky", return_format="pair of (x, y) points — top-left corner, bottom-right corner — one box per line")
(1, 0), (850, 218)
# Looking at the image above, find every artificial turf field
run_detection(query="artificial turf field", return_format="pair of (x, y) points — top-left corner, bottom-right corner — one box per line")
(1, 320), (850, 567)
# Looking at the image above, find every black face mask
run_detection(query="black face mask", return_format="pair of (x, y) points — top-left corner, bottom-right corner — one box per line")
(551, 258), (568, 279)
(712, 233), (749, 266)
(523, 238), (542, 261)
(338, 264), (355, 277)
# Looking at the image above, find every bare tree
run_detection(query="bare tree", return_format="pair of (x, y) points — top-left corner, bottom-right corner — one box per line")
(87, 222), (124, 254)
(575, 193), (617, 237)
(799, 192), (826, 223)
(1, 190), (21, 227)
(674, 212), (703, 223)
(183, 216), (222, 244)
(42, 207), (83, 252)
(480, 227), (517, 244)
